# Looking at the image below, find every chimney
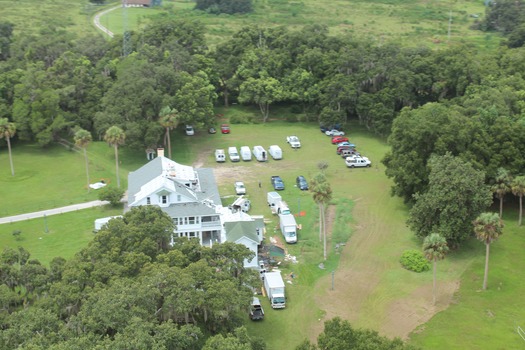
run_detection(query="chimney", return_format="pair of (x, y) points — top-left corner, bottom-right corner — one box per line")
(157, 148), (164, 158)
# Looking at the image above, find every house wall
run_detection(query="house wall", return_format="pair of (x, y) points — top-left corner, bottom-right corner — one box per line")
(236, 237), (258, 268)
(135, 191), (194, 207)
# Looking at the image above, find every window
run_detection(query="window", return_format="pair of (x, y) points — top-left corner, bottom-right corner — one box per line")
(188, 217), (195, 224)
(161, 195), (168, 204)
(177, 195), (181, 202)
(146, 197), (151, 205)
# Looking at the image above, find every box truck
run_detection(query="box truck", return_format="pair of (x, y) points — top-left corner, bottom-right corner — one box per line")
(267, 191), (282, 214)
(263, 271), (286, 309)
(279, 214), (298, 244)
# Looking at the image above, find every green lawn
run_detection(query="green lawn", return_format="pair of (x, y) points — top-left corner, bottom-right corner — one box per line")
(0, 206), (123, 266)
(409, 207), (525, 349)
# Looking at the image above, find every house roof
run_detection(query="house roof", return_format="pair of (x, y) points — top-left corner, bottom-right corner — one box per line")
(224, 220), (259, 244)
(128, 157), (222, 214)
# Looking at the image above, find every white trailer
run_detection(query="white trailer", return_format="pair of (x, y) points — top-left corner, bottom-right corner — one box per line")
(263, 271), (286, 309)
(252, 146), (268, 162)
(279, 214), (298, 244)
(267, 191), (282, 214)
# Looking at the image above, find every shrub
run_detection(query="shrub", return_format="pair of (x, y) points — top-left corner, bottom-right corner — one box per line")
(400, 249), (430, 272)
(98, 186), (125, 207)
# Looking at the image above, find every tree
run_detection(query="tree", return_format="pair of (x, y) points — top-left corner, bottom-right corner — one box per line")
(104, 126), (125, 188)
(310, 172), (332, 260)
(422, 233), (448, 305)
(473, 212), (504, 290)
(511, 175), (525, 226)
(299, 317), (418, 350)
(491, 168), (512, 218)
(98, 186), (125, 206)
(407, 153), (492, 246)
(158, 106), (179, 159)
(238, 75), (285, 122)
(74, 128), (92, 192)
(0, 118), (16, 176)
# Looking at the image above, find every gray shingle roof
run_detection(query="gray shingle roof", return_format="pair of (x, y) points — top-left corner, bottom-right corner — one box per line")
(224, 221), (258, 243)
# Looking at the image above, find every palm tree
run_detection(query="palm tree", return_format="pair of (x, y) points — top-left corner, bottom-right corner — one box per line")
(311, 172), (332, 260)
(473, 212), (504, 290)
(491, 168), (512, 218)
(0, 118), (16, 176)
(159, 106), (179, 159)
(511, 175), (525, 226)
(422, 233), (449, 305)
(104, 126), (126, 188)
(74, 128), (93, 192)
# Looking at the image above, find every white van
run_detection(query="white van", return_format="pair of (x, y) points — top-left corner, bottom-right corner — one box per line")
(228, 147), (240, 162)
(215, 149), (226, 162)
(253, 146), (268, 162)
(268, 145), (283, 160)
(240, 146), (252, 161)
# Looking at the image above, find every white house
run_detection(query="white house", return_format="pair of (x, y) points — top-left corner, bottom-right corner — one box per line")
(127, 154), (263, 267)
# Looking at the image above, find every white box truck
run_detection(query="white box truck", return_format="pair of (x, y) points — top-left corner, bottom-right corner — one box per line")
(263, 271), (286, 309)
(240, 146), (252, 161)
(252, 146), (268, 162)
(267, 191), (282, 214)
(268, 145), (283, 160)
(215, 149), (226, 162)
(279, 214), (298, 244)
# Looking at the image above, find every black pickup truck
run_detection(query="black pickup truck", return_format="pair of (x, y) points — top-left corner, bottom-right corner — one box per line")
(249, 297), (265, 321)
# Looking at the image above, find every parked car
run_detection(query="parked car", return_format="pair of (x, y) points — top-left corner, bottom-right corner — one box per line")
(271, 175), (285, 191)
(228, 147), (240, 162)
(249, 297), (265, 321)
(340, 149), (359, 158)
(221, 124), (231, 134)
(325, 129), (345, 136)
(208, 127), (216, 134)
(234, 181), (246, 195)
(331, 136), (349, 144)
(296, 175), (308, 190)
(337, 141), (356, 148)
(345, 155), (371, 168)
(320, 123), (342, 133)
(185, 125), (195, 136)
(336, 145), (356, 154)
(286, 135), (301, 148)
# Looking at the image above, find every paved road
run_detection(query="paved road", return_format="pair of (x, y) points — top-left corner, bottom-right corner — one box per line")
(93, 5), (120, 38)
(0, 200), (110, 225)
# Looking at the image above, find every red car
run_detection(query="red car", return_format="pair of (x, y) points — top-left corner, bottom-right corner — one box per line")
(331, 136), (348, 144)
(221, 124), (230, 134)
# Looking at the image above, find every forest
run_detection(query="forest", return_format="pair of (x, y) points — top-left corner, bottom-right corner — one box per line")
(1, 0), (525, 348)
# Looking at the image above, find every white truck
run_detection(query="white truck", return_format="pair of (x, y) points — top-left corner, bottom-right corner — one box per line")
(252, 146), (268, 162)
(279, 213), (298, 244)
(263, 271), (286, 309)
(267, 191), (282, 214)
(240, 146), (252, 161)
(345, 155), (371, 168)
(286, 135), (301, 148)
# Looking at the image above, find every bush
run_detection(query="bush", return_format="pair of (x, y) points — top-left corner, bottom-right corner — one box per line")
(98, 186), (125, 206)
(400, 250), (430, 272)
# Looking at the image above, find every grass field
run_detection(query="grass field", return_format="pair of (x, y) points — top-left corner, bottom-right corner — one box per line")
(0, 206), (123, 266)
(98, 0), (499, 49)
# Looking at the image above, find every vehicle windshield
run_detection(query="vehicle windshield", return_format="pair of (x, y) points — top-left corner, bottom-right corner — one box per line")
(273, 297), (285, 304)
